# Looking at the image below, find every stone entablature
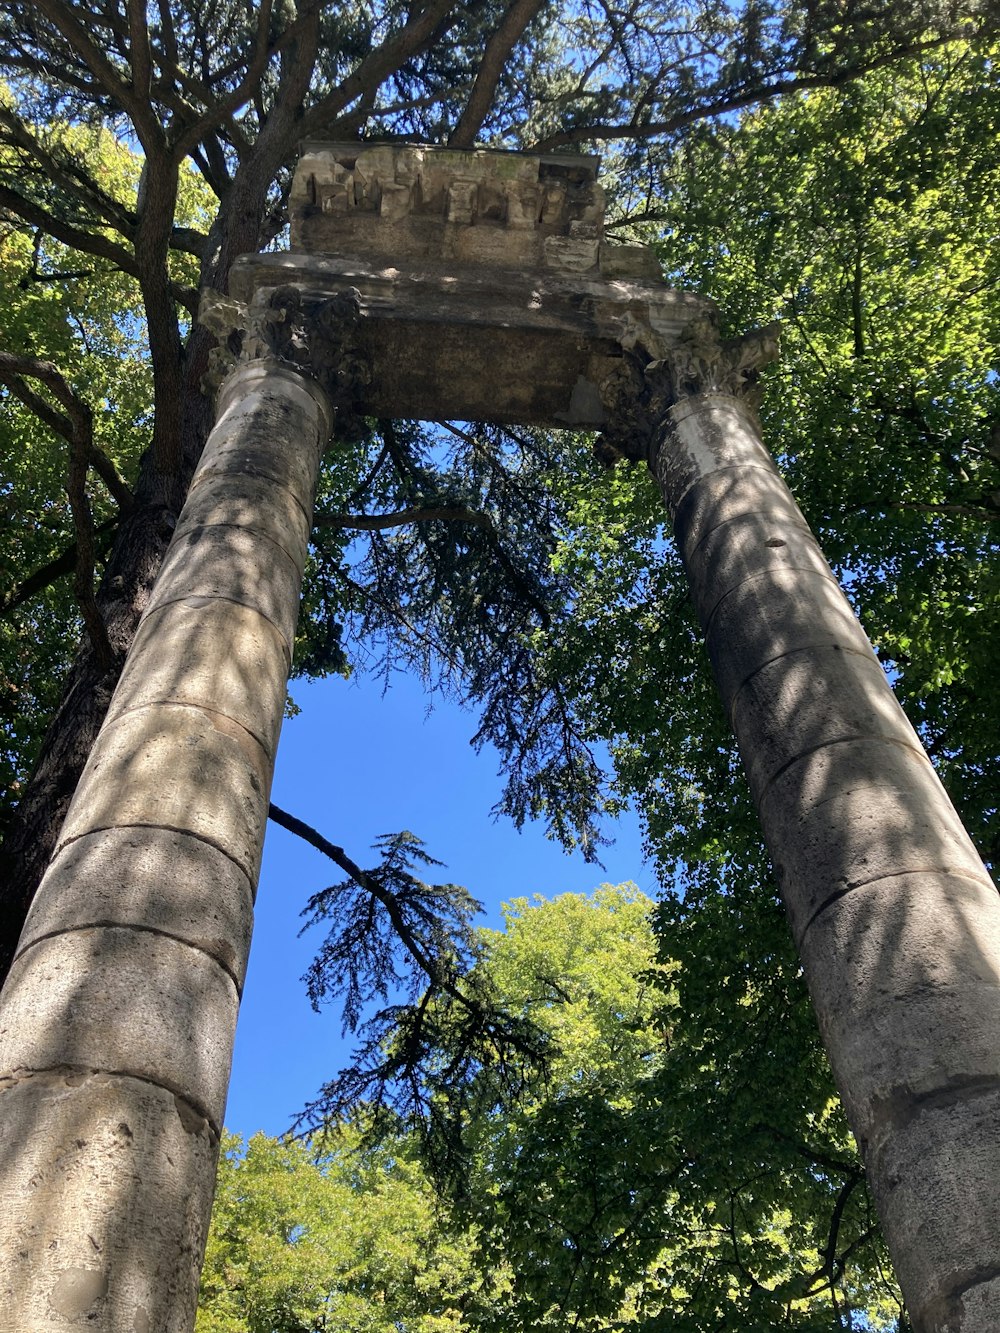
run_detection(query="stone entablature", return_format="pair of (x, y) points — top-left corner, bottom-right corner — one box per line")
(290, 141), (660, 281)
(224, 141), (747, 428)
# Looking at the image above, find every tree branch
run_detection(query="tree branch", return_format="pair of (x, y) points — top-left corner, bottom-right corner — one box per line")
(0, 352), (118, 665)
(846, 499), (999, 522)
(448, 0), (549, 148)
(268, 802), (451, 991)
(820, 1170), (863, 1284)
(0, 351), (133, 510)
(169, 0), (281, 157)
(299, 0), (459, 140)
(0, 182), (140, 275)
(529, 39), (957, 151)
(0, 520), (117, 619)
(31, 0), (162, 149)
(127, 0), (152, 105)
(314, 505), (495, 532)
(0, 109), (135, 239)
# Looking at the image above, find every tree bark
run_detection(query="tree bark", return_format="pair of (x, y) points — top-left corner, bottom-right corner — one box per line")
(0, 353), (332, 1331)
(646, 385), (1000, 1332)
(0, 217), (223, 985)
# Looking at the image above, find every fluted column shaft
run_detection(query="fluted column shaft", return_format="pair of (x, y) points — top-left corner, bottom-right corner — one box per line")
(649, 389), (1000, 1332)
(0, 355), (332, 1331)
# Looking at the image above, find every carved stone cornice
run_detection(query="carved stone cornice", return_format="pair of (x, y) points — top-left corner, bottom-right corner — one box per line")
(596, 316), (780, 466)
(199, 284), (371, 434)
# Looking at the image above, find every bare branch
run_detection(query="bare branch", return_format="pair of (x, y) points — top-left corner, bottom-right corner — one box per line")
(846, 499), (999, 522)
(66, 397), (114, 670)
(155, 0), (178, 72)
(169, 0), (283, 157)
(31, 0), (162, 149)
(169, 225), (208, 258)
(127, 0), (152, 105)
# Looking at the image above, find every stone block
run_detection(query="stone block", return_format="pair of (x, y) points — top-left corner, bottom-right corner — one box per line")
(797, 868), (1000, 1150)
(111, 597), (291, 759)
(194, 421), (322, 519)
(16, 826), (254, 985)
(214, 360), (332, 453)
(56, 703), (272, 884)
(506, 184), (539, 229)
(0, 925), (238, 1124)
(544, 233), (600, 272)
(704, 565), (875, 712)
(446, 179), (478, 224)
(174, 470), (312, 572)
(599, 244), (662, 281)
(379, 181), (412, 222)
(229, 250), (716, 428)
(0, 1070), (218, 1332)
(655, 395), (775, 516)
(671, 460), (794, 562)
(539, 178), (567, 224)
(759, 737), (986, 942)
(863, 1083), (1000, 1332)
(144, 522), (305, 652)
(687, 507), (832, 630)
(730, 641), (915, 803)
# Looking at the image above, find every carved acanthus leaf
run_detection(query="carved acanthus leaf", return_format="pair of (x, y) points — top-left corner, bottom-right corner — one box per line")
(596, 317), (780, 466)
(198, 285), (370, 430)
(660, 316), (780, 402)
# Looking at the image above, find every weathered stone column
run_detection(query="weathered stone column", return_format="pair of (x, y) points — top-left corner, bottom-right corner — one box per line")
(0, 287), (357, 1331)
(601, 321), (1000, 1332)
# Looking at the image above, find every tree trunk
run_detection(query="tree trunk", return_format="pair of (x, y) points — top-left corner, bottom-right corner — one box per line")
(0, 327), (217, 984)
(649, 387), (1000, 1332)
(0, 353), (332, 1331)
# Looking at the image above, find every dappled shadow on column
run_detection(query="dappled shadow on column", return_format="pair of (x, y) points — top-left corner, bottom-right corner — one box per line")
(684, 458), (1000, 1327)
(0, 367), (321, 1329)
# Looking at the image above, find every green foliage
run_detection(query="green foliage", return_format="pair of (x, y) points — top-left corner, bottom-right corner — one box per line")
(198, 1126), (475, 1333)
(298, 419), (614, 855)
(453, 890), (901, 1329)
(223, 890), (904, 1328)
(272, 57), (1000, 1307)
(2, 15), (997, 1331)
(300, 831), (480, 1031)
(654, 44), (1000, 863)
(457, 886), (676, 1330)
(0, 135), (148, 820)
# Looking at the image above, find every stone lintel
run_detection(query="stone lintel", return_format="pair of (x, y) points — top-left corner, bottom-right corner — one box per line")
(229, 251), (713, 428)
(219, 142), (725, 428)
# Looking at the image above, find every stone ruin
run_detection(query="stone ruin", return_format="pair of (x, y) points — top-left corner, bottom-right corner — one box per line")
(228, 141), (712, 427)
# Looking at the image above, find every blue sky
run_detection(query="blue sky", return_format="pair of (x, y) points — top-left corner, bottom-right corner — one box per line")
(224, 668), (652, 1137)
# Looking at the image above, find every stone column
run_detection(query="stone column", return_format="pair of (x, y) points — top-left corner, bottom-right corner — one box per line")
(0, 287), (360, 1331)
(601, 321), (1000, 1332)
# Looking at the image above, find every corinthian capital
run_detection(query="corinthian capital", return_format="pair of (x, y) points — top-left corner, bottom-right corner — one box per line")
(199, 285), (370, 429)
(597, 317), (779, 466)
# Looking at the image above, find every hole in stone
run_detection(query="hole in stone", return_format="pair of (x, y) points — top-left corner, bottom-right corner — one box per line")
(765, 538), (786, 548)
(538, 160), (592, 185)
